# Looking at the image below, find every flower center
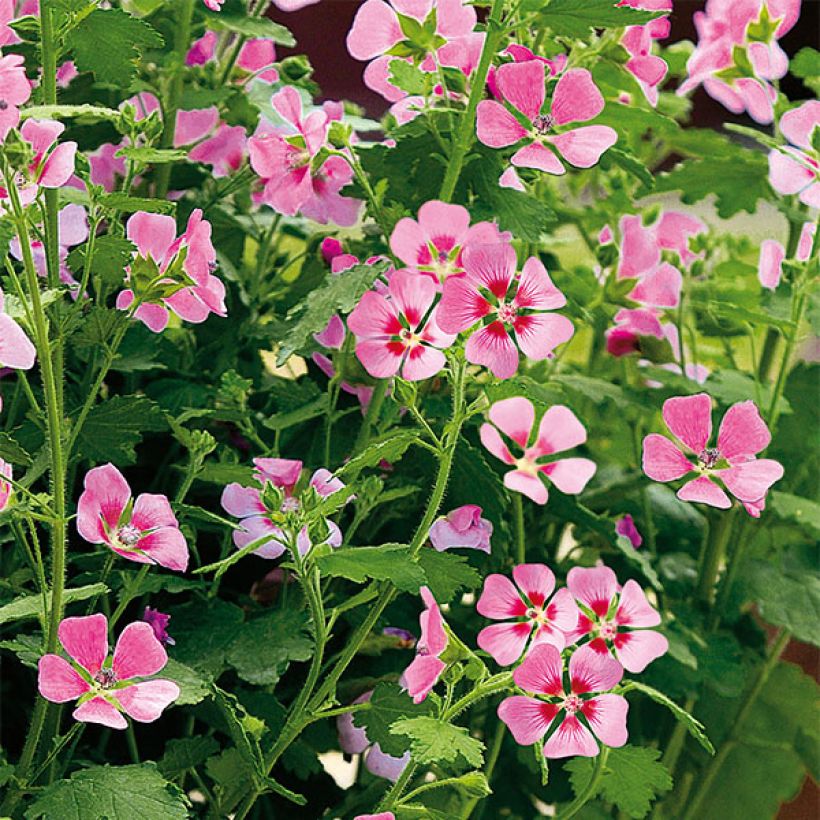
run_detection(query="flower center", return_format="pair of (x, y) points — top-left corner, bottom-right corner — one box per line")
(399, 328), (421, 347)
(562, 694), (583, 715)
(94, 668), (118, 689)
(526, 606), (548, 624)
(533, 114), (554, 135)
(116, 523), (141, 548)
(598, 620), (618, 640)
(280, 496), (300, 513)
(698, 447), (721, 469)
(497, 301), (517, 324)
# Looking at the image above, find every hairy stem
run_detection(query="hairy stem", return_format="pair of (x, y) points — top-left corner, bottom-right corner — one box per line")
(559, 746), (610, 820)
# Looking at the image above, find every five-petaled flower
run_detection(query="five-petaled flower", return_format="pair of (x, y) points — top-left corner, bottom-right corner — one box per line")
(38, 613), (180, 729)
(642, 393), (784, 516)
(77, 463), (189, 571)
(477, 563), (578, 665)
(498, 643), (628, 758)
(480, 397), (596, 505)
(403, 586), (448, 703)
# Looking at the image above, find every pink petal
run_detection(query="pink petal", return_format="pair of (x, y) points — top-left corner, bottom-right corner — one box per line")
(355, 339), (404, 378)
(495, 60), (545, 120)
(504, 469), (548, 504)
(419, 586), (447, 656)
(655, 211), (706, 262)
(717, 401), (771, 461)
(477, 573), (528, 619)
(133, 302), (170, 333)
(173, 107), (218, 147)
(780, 100), (820, 151)
(364, 745), (410, 782)
(498, 695), (558, 745)
(436, 275), (492, 333)
(768, 149), (814, 196)
(233, 515), (287, 559)
(401, 344), (447, 381)
(38, 142), (77, 188)
(462, 241), (517, 298)
(346, 0), (402, 61)
(115, 679), (180, 722)
(511, 141), (565, 174)
(488, 396), (534, 447)
(404, 654), (445, 703)
(543, 714), (599, 758)
(435, 0), (477, 37)
(533, 405), (587, 456)
(548, 125), (617, 168)
(499, 166), (526, 189)
(76, 463), (131, 544)
(221, 483), (265, 518)
(513, 563), (555, 607)
(530, 621), (568, 652)
(551, 69), (604, 125)
(718, 459), (784, 503)
(126, 212), (177, 264)
(541, 457), (597, 495)
(513, 643), (564, 695)
(799, 181), (820, 209)
(38, 654), (90, 702)
(72, 696), (127, 730)
(569, 644), (623, 694)
(544, 586), (580, 632)
(642, 434), (694, 481)
(389, 215), (428, 266)
(476, 99), (528, 148)
(617, 214), (660, 280)
(513, 311), (573, 365)
(662, 393), (712, 453)
(465, 322), (519, 378)
(567, 566), (619, 618)
(337, 692), (371, 754)
(676, 475), (731, 508)
(388, 269), (436, 328)
(515, 256), (566, 310)
(479, 422), (516, 464)
(477, 621), (532, 665)
(136, 527), (189, 572)
(581, 694), (629, 747)
(616, 580), (661, 628)
(735, 77), (774, 125)
(131, 493), (177, 531)
(417, 199), (471, 247)
(112, 621), (168, 679)
(613, 630), (668, 673)
(629, 262), (682, 309)
(0, 314), (36, 369)
(348, 290), (402, 338)
(58, 613), (108, 675)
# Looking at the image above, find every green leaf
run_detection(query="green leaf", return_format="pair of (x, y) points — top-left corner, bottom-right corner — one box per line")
(417, 549), (481, 603)
(614, 535), (663, 590)
(769, 491), (820, 538)
(75, 395), (167, 465)
(263, 395), (328, 432)
(791, 47), (820, 80)
(0, 584), (107, 625)
(158, 736), (220, 779)
(0, 431), (32, 466)
(98, 193), (176, 214)
(66, 235), (135, 288)
(391, 716), (485, 769)
(316, 544), (426, 593)
(565, 745), (673, 819)
(65, 9), (163, 86)
(117, 146), (188, 164)
(276, 260), (390, 364)
(389, 59), (431, 95)
(25, 763), (189, 820)
(161, 658), (211, 706)
(600, 146), (654, 191)
(353, 681), (434, 758)
(208, 14), (295, 46)
(534, 0), (669, 37)
(336, 430), (419, 479)
(166, 599), (245, 676)
(22, 104), (121, 122)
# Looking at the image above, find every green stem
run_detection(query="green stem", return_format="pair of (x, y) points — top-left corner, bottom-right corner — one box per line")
(353, 379), (388, 453)
(39, 0), (59, 289)
(461, 716), (506, 819)
(109, 565), (150, 629)
(512, 493), (525, 564)
(695, 509), (736, 606)
(559, 746), (610, 820)
(438, 0), (507, 202)
(346, 148), (393, 242)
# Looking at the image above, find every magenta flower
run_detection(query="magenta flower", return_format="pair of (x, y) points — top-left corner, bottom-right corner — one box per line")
(403, 587), (448, 703)
(0, 52), (31, 139)
(348, 269), (455, 381)
(480, 397), (596, 505)
(476, 63), (616, 175)
(77, 464), (189, 572)
(202, 0), (224, 10)
(642, 393), (784, 515)
(498, 643), (628, 758)
(0, 458), (11, 512)
(476, 564), (578, 665)
(0, 286), (36, 370)
(337, 691), (410, 781)
(758, 222), (815, 290)
(143, 607), (175, 646)
(437, 243), (573, 379)
(565, 566), (668, 673)
(37, 614), (180, 730)
(187, 30), (218, 65)
(115, 209), (227, 333)
(768, 101), (820, 209)
(615, 514), (643, 548)
(429, 505), (492, 553)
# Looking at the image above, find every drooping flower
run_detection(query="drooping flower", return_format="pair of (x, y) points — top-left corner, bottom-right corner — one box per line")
(348, 269), (455, 381)
(143, 607), (175, 646)
(476, 564), (578, 665)
(615, 515), (643, 548)
(642, 393), (784, 515)
(403, 586), (448, 703)
(38, 613), (180, 729)
(768, 101), (820, 209)
(619, 0), (672, 105)
(476, 63), (617, 175)
(0, 286), (36, 370)
(758, 222), (815, 290)
(498, 643), (628, 758)
(565, 566), (668, 673)
(0, 52), (31, 139)
(0, 458), (11, 512)
(337, 691), (410, 781)
(429, 505), (492, 553)
(115, 209), (227, 333)
(480, 397), (596, 505)
(437, 243), (574, 379)
(77, 464), (189, 572)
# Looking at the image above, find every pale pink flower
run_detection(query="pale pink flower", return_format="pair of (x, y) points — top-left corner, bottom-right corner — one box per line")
(487, 44), (566, 100)
(115, 209), (226, 333)
(768, 101), (820, 209)
(272, 0), (321, 9)
(337, 690), (410, 781)
(38, 613), (180, 730)
(237, 38), (279, 83)
(77, 464), (189, 571)
(615, 514), (643, 548)
(189, 123), (248, 178)
(142, 607), (175, 646)
(642, 393), (784, 515)
(498, 644), (628, 758)
(89, 141), (127, 191)
(348, 269), (455, 381)
(0, 286), (36, 369)
(619, 0), (672, 105)
(390, 200), (509, 286)
(480, 397), (597, 505)
(0, 52), (32, 139)
(0, 458), (11, 512)
(476, 63), (617, 175)
(565, 566), (668, 673)
(429, 505), (492, 553)
(437, 244), (574, 379)
(403, 586), (447, 703)
(476, 564), (578, 665)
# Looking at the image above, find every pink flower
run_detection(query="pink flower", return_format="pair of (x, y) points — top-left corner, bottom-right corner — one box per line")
(487, 44), (566, 100)
(56, 60), (78, 89)
(237, 38), (279, 83)
(348, 269), (455, 381)
(38, 614), (180, 729)
(615, 514), (643, 548)
(143, 607), (175, 646)
(437, 244), (574, 379)
(0, 286), (36, 370)
(403, 586), (447, 703)
(429, 505), (492, 553)
(202, 0), (224, 10)
(642, 393), (784, 515)
(0, 52), (32, 139)
(272, 0), (321, 9)
(619, 0), (672, 105)
(0, 458), (11, 512)
(476, 63), (617, 175)
(390, 200), (509, 286)
(476, 564), (578, 665)
(355, 814), (395, 820)
(337, 691), (410, 781)
(768, 101), (820, 209)
(77, 464), (189, 571)
(321, 237), (345, 265)
(497, 643), (628, 758)
(186, 31), (218, 65)
(480, 397), (596, 505)
(89, 142), (127, 191)
(189, 123), (248, 178)
(115, 209), (227, 333)
(566, 566), (668, 673)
